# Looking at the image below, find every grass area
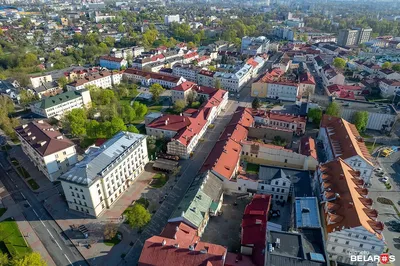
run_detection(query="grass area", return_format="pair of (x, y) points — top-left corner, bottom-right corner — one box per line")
(104, 232), (122, 246)
(364, 142), (383, 153)
(123, 198), (150, 215)
(377, 197), (400, 217)
(10, 158), (19, 166)
(0, 218), (32, 258)
(27, 179), (39, 190)
(16, 167), (30, 179)
(246, 163), (260, 174)
(385, 182), (392, 190)
(0, 208), (7, 217)
(150, 173), (169, 188)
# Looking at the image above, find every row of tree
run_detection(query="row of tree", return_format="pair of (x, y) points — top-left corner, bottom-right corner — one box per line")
(0, 252), (46, 266)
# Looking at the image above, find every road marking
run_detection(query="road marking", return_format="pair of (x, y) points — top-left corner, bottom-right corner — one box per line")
(40, 219), (46, 228)
(15, 184), (18, 188)
(26, 200), (31, 207)
(32, 209), (39, 217)
(64, 254), (73, 265)
(46, 228), (54, 238)
(54, 239), (62, 250)
(21, 192), (26, 199)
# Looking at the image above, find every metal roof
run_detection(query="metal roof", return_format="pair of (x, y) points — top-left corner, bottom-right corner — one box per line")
(295, 197), (321, 228)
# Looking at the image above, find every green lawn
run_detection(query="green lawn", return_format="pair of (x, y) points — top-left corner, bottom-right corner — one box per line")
(246, 163), (260, 174)
(0, 208), (7, 218)
(27, 179), (39, 190)
(16, 167), (30, 179)
(150, 173), (169, 188)
(0, 218), (32, 258)
(104, 232), (122, 247)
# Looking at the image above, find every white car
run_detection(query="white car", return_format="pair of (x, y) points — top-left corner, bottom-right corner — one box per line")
(381, 176), (389, 183)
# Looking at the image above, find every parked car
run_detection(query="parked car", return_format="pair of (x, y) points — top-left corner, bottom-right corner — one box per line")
(387, 220), (400, 226)
(374, 167), (383, 172)
(381, 176), (389, 183)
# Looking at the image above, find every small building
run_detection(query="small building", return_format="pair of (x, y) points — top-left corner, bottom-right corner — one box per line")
(15, 121), (77, 182)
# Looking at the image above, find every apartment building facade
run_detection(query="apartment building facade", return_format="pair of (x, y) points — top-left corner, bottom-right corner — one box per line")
(15, 121), (77, 182)
(123, 68), (186, 88)
(59, 132), (148, 217)
(30, 90), (91, 119)
(253, 110), (306, 134)
(266, 81), (299, 102)
(66, 71), (122, 91)
(99, 56), (128, 70)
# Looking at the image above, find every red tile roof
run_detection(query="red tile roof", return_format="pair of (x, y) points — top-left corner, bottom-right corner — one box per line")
(160, 222), (199, 246)
(246, 58), (259, 68)
(147, 115), (191, 132)
(319, 159), (383, 239)
(299, 72), (315, 85)
(197, 55), (210, 62)
(172, 81), (196, 92)
(15, 121), (74, 156)
(241, 194), (271, 266)
(256, 68), (284, 83)
(124, 68), (182, 83)
(253, 110), (306, 123)
(320, 115), (373, 165)
(183, 52), (198, 59)
(229, 107), (254, 128)
(299, 136), (317, 160)
(198, 70), (216, 77)
(139, 236), (227, 266)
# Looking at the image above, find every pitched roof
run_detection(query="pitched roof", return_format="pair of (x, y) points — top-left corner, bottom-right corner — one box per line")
(172, 81), (196, 92)
(15, 121), (74, 156)
(299, 136), (317, 160)
(139, 236), (227, 266)
(99, 56), (124, 63)
(320, 115), (373, 165)
(255, 68), (284, 83)
(160, 222), (199, 246)
(241, 194), (271, 266)
(253, 110), (306, 123)
(319, 159), (384, 239)
(124, 68), (182, 83)
(147, 115), (191, 132)
(67, 70), (116, 87)
(35, 90), (85, 109)
(299, 72), (316, 85)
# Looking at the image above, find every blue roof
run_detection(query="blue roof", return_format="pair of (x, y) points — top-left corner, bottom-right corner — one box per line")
(309, 253), (325, 263)
(295, 197), (320, 228)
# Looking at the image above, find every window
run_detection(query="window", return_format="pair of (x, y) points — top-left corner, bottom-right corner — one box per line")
(86, 209), (89, 213)
(345, 241), (349, 245)
(82, 195), (85, 200)
(100, 196), (103, 202)
(281, 189), (285, 193)
(331, 246), (336, 251)
(76, 206), (79, 210)
(275, 181), (278, 185)
(97, 183), (100, 188)
(272, 187), (275, 192)
(355, 234), (359, 238)
(69, 186), (72, 189)
(334, 239), (338, 243)
(98, 189), (101, 195)
(275, 195), (279, 199)
(280, 196), (283, 199)
(363, 236), (367, 240)
(347, 233), (351, 237)
(283, 182), (286, 186)
(284, 159), (288, 163)
(261, 186), (264, 190)
(71, 192), (74, 196)
(80, 189), (83, 192)
(276, 188), (280, 192)
(372, 246), (375, 250)
(359, 244), (363, 248)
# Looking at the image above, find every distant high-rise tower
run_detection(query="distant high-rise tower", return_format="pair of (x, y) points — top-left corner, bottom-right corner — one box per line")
(266, 0), (270, 6)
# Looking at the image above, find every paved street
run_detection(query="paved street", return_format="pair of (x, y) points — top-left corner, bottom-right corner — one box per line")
(0, 151), (88, 266)
(307, 63), (324, 95)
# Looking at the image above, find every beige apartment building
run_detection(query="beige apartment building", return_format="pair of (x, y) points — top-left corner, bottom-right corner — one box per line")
(15, 121), (77, 182)
(59, 131), (148, 217)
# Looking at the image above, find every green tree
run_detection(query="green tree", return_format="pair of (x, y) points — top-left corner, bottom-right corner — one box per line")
(103, 222), (117, 241)
(333, 57), (346, 69)
(58, 77), (68, 89)
(353, 111), (369, 132)
(186, 90), (198, 106)
(21, 53), (38, 68)
(149, 83), (165, 102)
(174, 100), (186, 113)
(126, 203), (151, 229)
(127, 125), (140, 134)
(308, 108), (322, 125)
(325, 102), (341, 117)
(20, 90), (39, 106)
(118, 24), (125, 33)
(382, 61), (392, 69)
(214, 79), (221, 89)
(65, 108), (87, 137)
(11, 252), (47, 266)
(252, 97), (261, 109)
(392, 64), (400, 72)
(110, 117), (127, 136)
(0, 252), (9, 265)
(104, 36), (115, 48)
(86, 120), (101, 138)
(134, 103), (148, 118)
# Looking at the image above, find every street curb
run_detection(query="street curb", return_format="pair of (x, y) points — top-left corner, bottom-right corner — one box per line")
(42, 201), (91, 266)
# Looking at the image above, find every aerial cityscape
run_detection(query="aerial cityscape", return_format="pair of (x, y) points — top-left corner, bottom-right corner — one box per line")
(0, 0), (400, 265)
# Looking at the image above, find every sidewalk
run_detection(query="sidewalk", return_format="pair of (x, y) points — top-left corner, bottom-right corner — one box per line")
(42, 167), (157, 266)
(0, 181), (56, 266)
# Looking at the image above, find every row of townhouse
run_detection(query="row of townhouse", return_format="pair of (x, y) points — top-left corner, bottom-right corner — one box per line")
(123, 68), (186, 88)
(145, 88), (228, 159)
(170, 81), (228, 104)
(66, 70), (123, 91)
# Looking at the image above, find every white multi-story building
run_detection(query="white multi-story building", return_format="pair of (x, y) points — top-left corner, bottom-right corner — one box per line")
(59, 132), (148, 217)
(30, 90), (91, 119)
(66, 71), (122, 91)
(197, 70), (216, 88)
(314, 158), (384, 266)
(15, 121), (77, 182)
(164, 14), (180, 25)
(266, 80), (299, 102)
(379, 79), (400, 98)
(377, 69), (400, 80)
(172, 64), (202, 83)
(241, 36), (270, 56)
(321, 65), (345, 87)
(30, 74), (53, 89)
(111, 46), (144, 59)
(214, 64), (253, 92)
(123, 68), (186, 89)
(318, 115), (374, 183)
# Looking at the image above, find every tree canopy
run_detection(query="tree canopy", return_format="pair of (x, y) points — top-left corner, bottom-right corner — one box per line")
(308, 108), (322, 125)
(353, 111), (369, 132)
(333, 57), (346, 69)
(125, 203), (151, 229)
(382, 61), (392, 69)
(325, 102), (341, 117)
(149, 83), (165, 102)
(252, 97), (261, 109)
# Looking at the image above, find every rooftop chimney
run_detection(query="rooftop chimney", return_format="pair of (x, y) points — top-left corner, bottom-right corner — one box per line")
(161, 239), (166, 246)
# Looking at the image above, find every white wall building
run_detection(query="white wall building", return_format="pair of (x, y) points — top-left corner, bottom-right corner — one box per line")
(172, 64), (201, 83)
(379, 79), (400, 98)
(164, 14), (180, 25)
(266, 81), (299, 102)
(30, 74), (53, 89)
(66, 71), (122, 91)
(59, 132), (148, 217)
(123, 68), (186, 89)
(30, 90), (91, 119)
(15, 121), (77, 182)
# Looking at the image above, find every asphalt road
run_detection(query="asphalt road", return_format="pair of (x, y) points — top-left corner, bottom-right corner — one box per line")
(0, 152), (88, 266)
(307, 63), (325, 95)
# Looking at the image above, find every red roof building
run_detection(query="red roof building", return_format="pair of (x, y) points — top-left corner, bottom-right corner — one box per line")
(327, 84), (363, 100)
(241, 194), (271, 266)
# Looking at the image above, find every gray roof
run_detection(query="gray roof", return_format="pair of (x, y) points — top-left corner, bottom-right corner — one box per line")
(30, 81), (59, 93)
(258, 166), (313, 197)
(333, 98), (398, 115)
(59, 131), (146, 186)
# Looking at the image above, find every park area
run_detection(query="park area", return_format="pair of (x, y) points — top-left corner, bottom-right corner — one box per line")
(0, 218), (32, 258)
